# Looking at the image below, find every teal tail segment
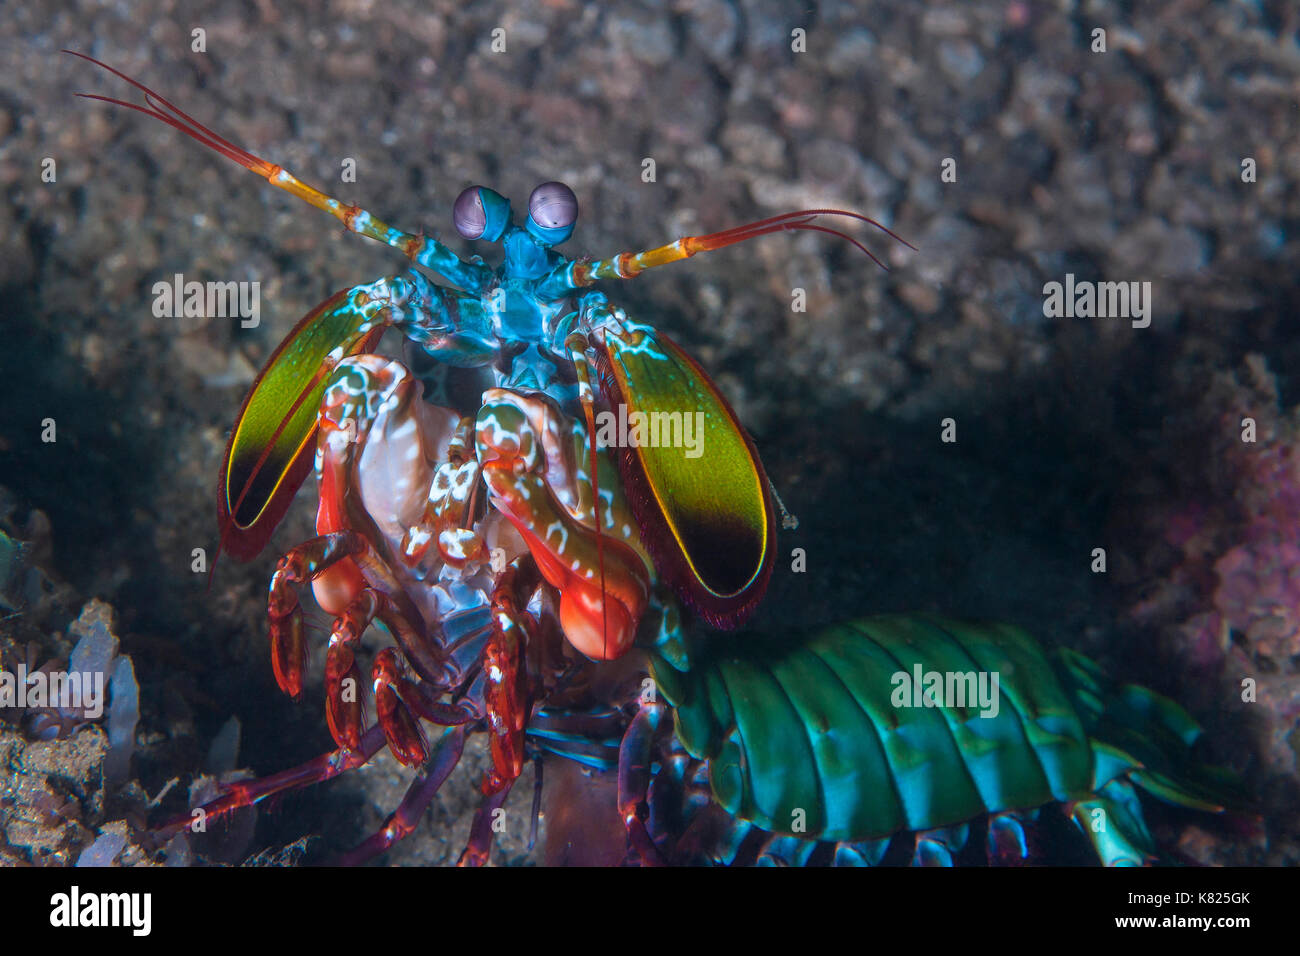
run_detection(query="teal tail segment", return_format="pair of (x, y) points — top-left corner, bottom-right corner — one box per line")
(1052, 646), (1248, 865)
(648, 615), (1247, 866)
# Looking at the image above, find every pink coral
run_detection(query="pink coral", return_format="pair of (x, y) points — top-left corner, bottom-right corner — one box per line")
(1134, 355), (1300, 668)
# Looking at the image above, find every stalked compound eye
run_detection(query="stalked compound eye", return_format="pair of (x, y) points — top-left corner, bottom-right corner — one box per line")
(452, 186), (486, 239)
(452, 185), (511, 243)
(525, 181), (578, 245)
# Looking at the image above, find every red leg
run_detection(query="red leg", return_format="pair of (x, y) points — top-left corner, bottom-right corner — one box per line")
(269, 531), (446, 693)
(155, 725), (387, 842)
(528, 756), (544, 851)
(324, 589), (381, 751)
(456, 783), (514, 867)
(323, 586), (444, 754)
(480, 561), (540, 795)
(372, 648), (430, 767)
(331, 726), (466, 866)
(267, 532), (371, 699)
(267, 531), (455, 768)
(618, 699), (669, 866)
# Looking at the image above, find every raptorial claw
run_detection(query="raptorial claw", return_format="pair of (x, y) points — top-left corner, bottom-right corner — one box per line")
(268, 605), (305, 700)
(476, 389), (653, 661)
(268, 559), (308, 699)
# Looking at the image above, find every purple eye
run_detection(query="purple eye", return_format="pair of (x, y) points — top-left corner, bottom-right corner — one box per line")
(453, 186), (488, 239)
(453, 186), (510, 242)
(527, 182), (578, 231)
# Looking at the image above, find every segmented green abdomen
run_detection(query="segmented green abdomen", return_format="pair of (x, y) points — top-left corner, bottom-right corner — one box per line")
(650, 615), (1099, 842)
